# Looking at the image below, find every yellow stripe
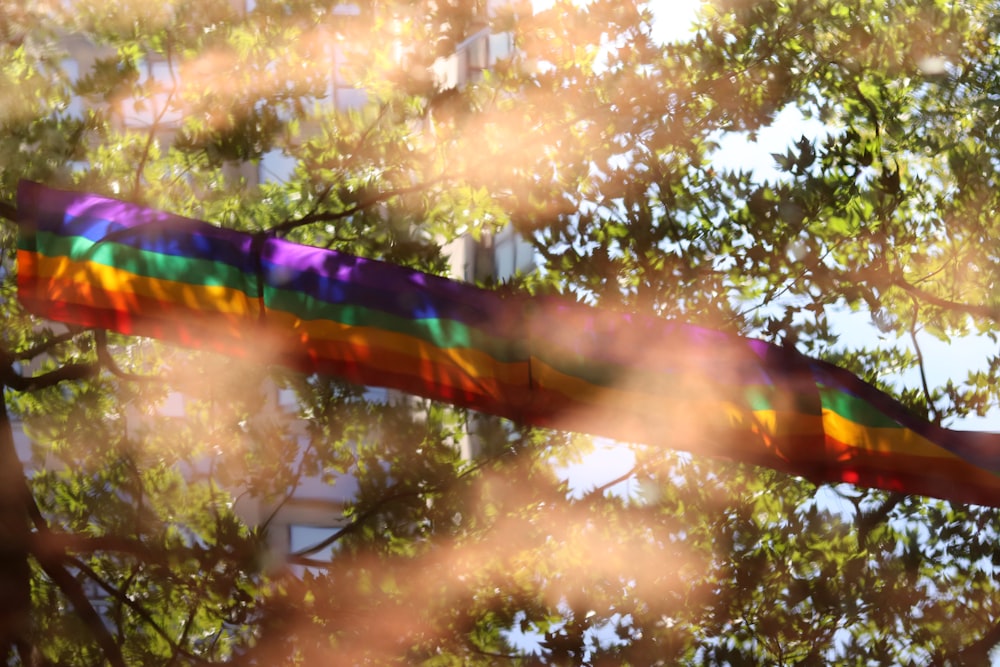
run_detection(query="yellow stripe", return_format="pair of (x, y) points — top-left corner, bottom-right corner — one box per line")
(28, 254), (260, 317)
(822, 409), (960, 460)
(725, 408), (821, 439)
(747, 409), (962, 461)
(536, 360), (965, 462)
(31, 255), (960, 466)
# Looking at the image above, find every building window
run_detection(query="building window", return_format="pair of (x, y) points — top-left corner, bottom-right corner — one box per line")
(332, 85), (367, 110)
(493, 226), (535, 280)
(157, 391), (187, 418)
(431, 26), (509, 90)
(488, 32), (514, 64)
(467, 33), (489, 76)
(323, 40), (368, 111)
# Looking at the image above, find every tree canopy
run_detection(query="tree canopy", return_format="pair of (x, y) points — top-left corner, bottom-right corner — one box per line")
(1, 0), (1000, 664)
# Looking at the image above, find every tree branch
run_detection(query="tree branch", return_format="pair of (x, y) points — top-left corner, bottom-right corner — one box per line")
(0, 199), (16, 224)
(291, 487), (426, 558)
(908, 307), (939, 425)
(29, 531), (163, 563)
(856, 492), (904, 546)
(952, 618), (1000, 666)
(0, 387), (32, 652)
(891, 274), (999, 321)
(268, 177), (447, 236)
(11, 328), (90, 361)
(1, 361), (100, 392)
(35, 558), (127, 667)
(583, 464), (640, 499)
(132, 40), (178, 202)
(284, 553), (338, 569)
(68, 556), (211, 666)
(290, 439), (522, 559)
(260, 438), (316, 532)
(94, 330), (160, 383)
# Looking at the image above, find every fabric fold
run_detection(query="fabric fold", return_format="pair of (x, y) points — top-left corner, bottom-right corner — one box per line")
(15, 181), (1000, 506)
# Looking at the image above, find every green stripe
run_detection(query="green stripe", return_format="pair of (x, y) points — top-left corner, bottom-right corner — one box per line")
(745, 385), (775, 411)
(530, 341), (640, 388)
(747, 385), (902, 428)
(743, 386), (818, 414)
(32, 232), (526, 362)
(263, 286), (525, 363)
(532, 345), (767, 404)
(818, 386), (901, 428)
(33, 231), (251, 293)
(528, 343), (793, 406)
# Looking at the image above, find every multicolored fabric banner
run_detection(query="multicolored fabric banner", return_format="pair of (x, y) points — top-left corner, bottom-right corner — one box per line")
(15, 181), (1000, 506)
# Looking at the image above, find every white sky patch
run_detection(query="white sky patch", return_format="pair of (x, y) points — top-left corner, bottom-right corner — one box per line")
(531, 0), (703, 45)
(556, 439), (636, 498)
(647, 0), (704, 44)
(710, 106), (832, 182)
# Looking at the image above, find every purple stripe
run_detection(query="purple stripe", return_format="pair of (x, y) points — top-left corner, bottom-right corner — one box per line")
(18, 181), (257, 267)
(262, 238), (513, 326)
(21, 181), (179, 232)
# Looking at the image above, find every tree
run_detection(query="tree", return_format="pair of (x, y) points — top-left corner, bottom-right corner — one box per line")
(1, 0), (1000, 664)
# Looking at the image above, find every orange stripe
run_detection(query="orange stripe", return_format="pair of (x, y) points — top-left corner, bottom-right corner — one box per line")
(19, 274), (250, 336)
(263, 307), (527, 386)
(268, 329), (529, 402)
(21, 252), (260, 317)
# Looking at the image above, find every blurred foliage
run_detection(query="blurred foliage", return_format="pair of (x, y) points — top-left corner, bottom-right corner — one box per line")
(1, 0), (1000, 664)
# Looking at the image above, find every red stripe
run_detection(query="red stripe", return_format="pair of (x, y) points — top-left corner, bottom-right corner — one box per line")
(19, 289), (530, 416)
(17, 295), (277, 361)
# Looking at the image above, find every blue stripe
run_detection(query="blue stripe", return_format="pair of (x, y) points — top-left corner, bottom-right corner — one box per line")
(260, 257), (508, 325)
(30, 213), (257, 273)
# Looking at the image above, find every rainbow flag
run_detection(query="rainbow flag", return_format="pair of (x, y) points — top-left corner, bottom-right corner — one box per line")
(15, 181), (1000, 506)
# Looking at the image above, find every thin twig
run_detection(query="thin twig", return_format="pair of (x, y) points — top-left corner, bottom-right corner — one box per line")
(908, 301), (939, 425)
(291, 487), (427, 557)
(260, 438), (316, 532)
(268, 177), (446, 236)
(69, 556), (210, 666)
(132, 40), (179, 202)
(585, 464), (640, 499)
(291, 436), (523, 559)
(36, 559), (127, 667)
(166, 604), (200, 667)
